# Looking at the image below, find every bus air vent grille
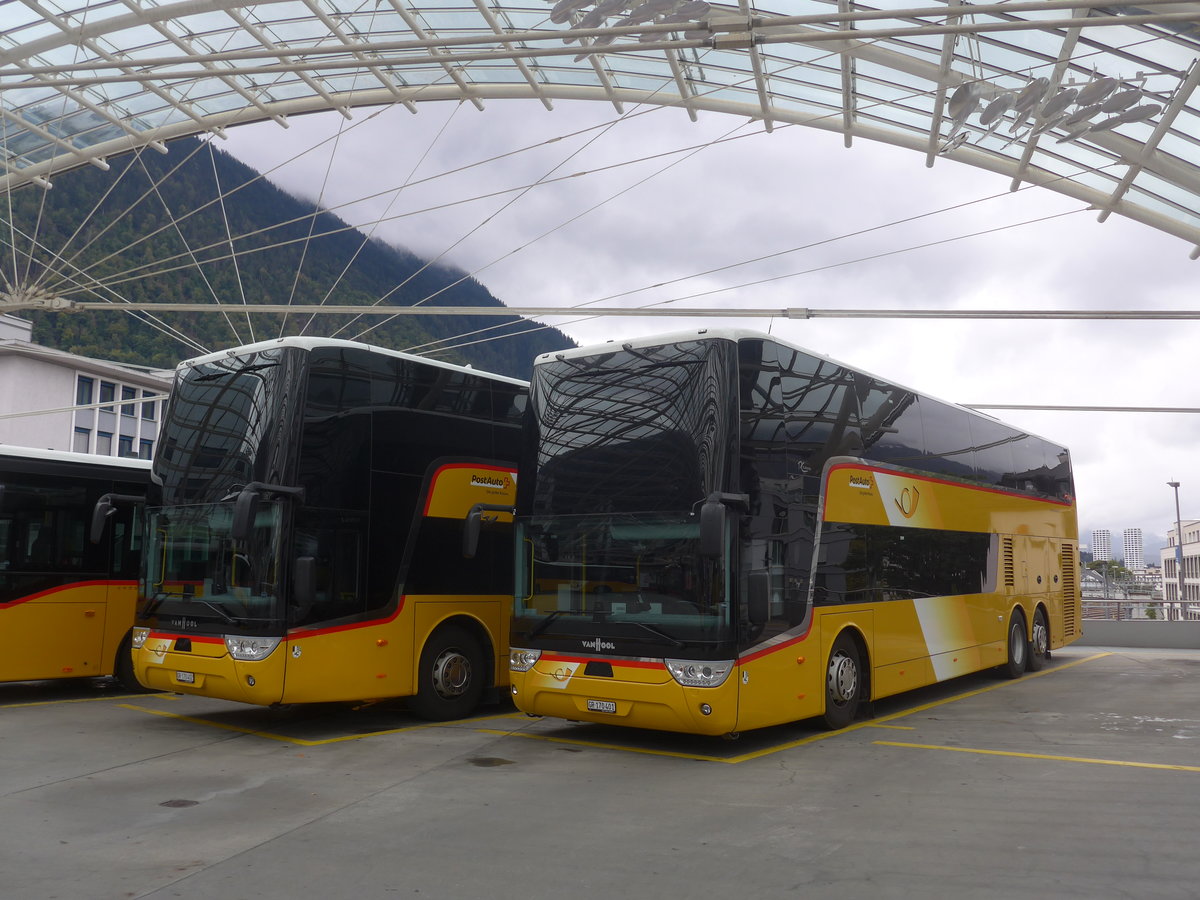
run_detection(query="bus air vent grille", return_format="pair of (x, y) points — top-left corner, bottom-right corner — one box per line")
(1001, 538), (1015, 588)
(1060, 545), (1079, 637)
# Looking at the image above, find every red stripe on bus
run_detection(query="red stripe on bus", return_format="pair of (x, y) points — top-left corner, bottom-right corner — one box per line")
(0, 579), (136, 610)
(286, 599), (406, 639)
(148, 632), (225, 644)
(540, 652), (665, 670)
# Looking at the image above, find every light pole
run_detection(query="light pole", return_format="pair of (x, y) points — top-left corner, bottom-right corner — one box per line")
(1168, 480), (1184, 621)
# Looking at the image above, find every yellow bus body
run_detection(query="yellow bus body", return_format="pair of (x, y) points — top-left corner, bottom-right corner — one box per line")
(135, 594), (510, 705)
(0, 580), (138, 682)
(511, 461), (1080, 734)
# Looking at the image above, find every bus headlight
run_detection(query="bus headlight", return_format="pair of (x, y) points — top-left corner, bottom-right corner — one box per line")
(225, 636), (281, 661)
(509, 648), (541, 672)
(665, 659), (734, 688)
(131, 627), (150, 649)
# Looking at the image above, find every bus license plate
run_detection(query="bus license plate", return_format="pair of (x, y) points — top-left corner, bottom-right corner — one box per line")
(176, 671), (195, 684)
(586, 699), (617, 714)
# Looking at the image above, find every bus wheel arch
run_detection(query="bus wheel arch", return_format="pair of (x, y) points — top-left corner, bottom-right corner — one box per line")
(1027, 605), (1050, 672)
(822, 628), (868, 730)
(409, 618), (491, 721)
(1003, 607), (1029, 678)
(112, 630), (142, 691)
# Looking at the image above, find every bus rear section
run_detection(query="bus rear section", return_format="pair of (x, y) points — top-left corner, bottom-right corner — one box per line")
(0, 446), (150, 686)
(133, 338), (526, 718)
(507, 330), (1080, 736)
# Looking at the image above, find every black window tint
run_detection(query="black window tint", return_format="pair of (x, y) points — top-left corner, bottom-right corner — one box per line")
(969, 415), (1016, 488)
(816, 522), (992, 605)
(920, 400), (975, 478)
(860, 386), (923, 466)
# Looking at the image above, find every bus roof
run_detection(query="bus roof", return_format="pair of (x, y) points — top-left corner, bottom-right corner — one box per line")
(534, 328), (1067, 450)
(0, 444), (152, 471)
(178, 336), (528, 388)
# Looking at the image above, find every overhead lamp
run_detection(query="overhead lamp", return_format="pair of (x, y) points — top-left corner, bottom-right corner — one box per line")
(938, 71), (1161, 154)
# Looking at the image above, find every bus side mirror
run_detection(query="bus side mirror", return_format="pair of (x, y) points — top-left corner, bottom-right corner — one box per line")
(293, 556), (316, 613)
(700, 500), (726, 559)
(463, 504), (514, 559)
(232, 489), (260, 543)
(747, 572), (770, 626)
(90, 496), (116, 544)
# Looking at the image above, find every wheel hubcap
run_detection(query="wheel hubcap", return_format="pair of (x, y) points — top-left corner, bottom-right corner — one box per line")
(828, 651), (858, 704)
(1033, 620), (1048, 656)
(431, 649), (472, 699)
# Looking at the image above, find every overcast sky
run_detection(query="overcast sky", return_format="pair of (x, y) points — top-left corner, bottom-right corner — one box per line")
(220, 98), (1200, 562)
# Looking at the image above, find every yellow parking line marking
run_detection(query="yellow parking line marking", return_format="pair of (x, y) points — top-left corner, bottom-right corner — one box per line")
(877, 740), (1200, 773)
(866, 723), (916, 731)
(118, 703), (521, 745)
(1, 691), (174, 709)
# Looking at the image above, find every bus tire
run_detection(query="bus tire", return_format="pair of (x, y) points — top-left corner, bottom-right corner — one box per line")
(112, 631), (142, 691)
(1027, 607), (1049, 672)
(409, 625), (485, 721)
(1003, 610), (1028, 679)
(823, 632), (862, 730)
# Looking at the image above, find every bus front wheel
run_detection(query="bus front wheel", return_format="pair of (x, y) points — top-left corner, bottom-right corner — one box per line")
(1003, 610), (1028, 679)
(112, 631), (142, 691)
(822, 632), (862, 730)
(410, 626), (485, 721)
(1027, 607), (1049, 672)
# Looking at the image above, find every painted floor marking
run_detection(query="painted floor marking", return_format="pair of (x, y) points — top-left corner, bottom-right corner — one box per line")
(118, 703), (522, 745)
(876, 740), (1200, 774)
(1, 691), (174, 709)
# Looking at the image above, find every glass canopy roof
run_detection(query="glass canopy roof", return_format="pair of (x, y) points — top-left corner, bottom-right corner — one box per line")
(2, 0), (1200, 253)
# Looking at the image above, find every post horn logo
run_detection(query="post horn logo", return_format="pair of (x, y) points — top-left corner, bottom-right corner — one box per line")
(894, 485), (920, 519)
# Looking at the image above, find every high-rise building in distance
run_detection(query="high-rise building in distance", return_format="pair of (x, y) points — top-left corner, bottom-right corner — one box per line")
(1092, 530), (1112, 562)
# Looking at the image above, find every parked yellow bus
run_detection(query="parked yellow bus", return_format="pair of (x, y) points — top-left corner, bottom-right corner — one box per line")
(508, 330), (1080, 736)
(0, 445), (151, 687)
(132, 338), (526, 719)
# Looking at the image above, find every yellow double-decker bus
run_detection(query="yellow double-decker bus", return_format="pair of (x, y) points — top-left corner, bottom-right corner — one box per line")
(508, 330), (1080, 736)
(0, 445), (151, 687)
(132, 338), (526, 719)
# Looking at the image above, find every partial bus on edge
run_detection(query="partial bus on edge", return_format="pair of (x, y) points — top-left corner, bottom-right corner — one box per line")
(132, 338), (526, 719)
(0, 445), (151, 687)
(508, 330), (1081, 736)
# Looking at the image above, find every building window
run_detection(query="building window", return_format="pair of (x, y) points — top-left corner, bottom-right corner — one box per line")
(73, 427), (91, 453)
(76, 376), (94, 407)
(118, 435), (134, 458)
(139, 439), (154, 460)
(97, 431), (113, 456)
(141, 392), (157, 420)
(121, 385), (137, 417)
(99, 381), (116, 412)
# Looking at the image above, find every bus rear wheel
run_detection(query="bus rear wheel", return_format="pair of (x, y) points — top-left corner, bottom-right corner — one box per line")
(1003, 610), (1028, 679)
(823, 632), (862, 730)
(1027, 607), (1049, 672)
(409, 626), (485, 721)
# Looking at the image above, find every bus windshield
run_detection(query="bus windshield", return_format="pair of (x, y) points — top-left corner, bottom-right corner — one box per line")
(144, 501), (284, 629)
(515, 512), (732, 651)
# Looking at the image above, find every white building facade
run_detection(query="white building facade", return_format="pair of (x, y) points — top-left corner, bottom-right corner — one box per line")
(0, 314), (172, 459)
(1123, 528), (1145, 573)
(1092, 530), (1112, 562)
(1160, 519), (1200, 618)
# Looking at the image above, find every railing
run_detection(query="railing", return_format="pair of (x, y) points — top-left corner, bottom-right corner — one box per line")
(1082, 599), (1200, 621)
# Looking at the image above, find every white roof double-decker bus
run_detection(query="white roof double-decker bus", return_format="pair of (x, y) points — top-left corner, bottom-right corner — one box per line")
(508, 329), (1080, 736)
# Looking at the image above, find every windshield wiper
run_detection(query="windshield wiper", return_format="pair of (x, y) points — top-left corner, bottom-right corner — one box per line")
(139, 590), (170, 619)
(626, 621), (685, 648)
(527, 609), (578, 639)
(190, 598), (239, 625)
